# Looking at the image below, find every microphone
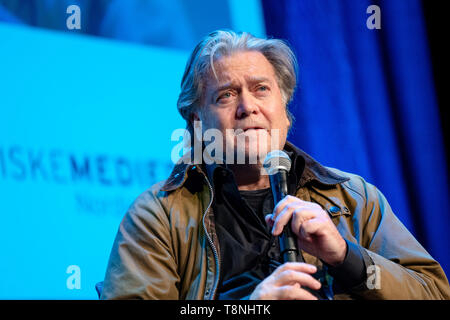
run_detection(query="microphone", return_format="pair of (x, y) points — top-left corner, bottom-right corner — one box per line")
(263, 150), (298, 263)
(263, 151), (328, 300)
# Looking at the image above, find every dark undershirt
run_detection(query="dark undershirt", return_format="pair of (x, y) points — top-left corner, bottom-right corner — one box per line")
(239, 188), (273, 234)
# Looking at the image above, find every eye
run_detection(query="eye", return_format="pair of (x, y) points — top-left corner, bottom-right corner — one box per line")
(255, 85), (270, 95)
(258, 85), (268, 91)
(216, 91), (234, 103)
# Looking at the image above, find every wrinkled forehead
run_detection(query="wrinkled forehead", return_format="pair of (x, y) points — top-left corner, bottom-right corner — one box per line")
(204, 51), (278, 90)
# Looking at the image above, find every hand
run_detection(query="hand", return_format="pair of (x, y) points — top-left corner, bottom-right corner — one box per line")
(266, 195), (347, 266)
(249, 262), (321, 300)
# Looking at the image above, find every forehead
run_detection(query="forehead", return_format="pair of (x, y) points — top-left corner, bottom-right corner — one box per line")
(206, 51), (277, 86)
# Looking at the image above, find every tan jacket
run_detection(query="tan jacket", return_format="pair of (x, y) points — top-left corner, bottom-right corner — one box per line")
(101, 143), (450, 300)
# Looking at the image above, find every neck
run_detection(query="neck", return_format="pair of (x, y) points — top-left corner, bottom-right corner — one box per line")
(227, 163), (270, 191)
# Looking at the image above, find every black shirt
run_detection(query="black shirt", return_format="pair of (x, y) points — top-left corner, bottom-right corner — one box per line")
(211, 167), (282, 299)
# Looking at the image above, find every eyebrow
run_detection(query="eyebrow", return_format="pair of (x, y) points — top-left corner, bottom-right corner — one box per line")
(214, 81), (239, 95)
(212, 76), (272, 96)
(246, 76), (272, 84)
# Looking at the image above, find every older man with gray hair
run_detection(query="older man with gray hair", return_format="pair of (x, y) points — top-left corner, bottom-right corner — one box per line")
(101, 30), (450, 300)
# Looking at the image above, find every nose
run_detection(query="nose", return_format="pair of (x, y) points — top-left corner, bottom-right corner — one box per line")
(236, 91), (258, 119)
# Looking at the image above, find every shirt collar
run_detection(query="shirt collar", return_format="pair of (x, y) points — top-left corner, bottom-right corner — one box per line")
(283, 141), (349, 187)
(161, 141), (349, 192)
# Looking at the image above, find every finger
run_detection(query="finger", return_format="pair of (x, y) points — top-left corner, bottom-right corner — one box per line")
(274, 262), (317, 275)
(271, 197), (322, 236)
(290, 207), (319, 236)
(272, 204), (296, 236)
(273, 196), (320, 218)
(277, 270), (322, 291)
(272, 195), (298, 220)
(276, 284), (318, 300)
(300, 218), (324, 239)
(273, 205), (316, 236)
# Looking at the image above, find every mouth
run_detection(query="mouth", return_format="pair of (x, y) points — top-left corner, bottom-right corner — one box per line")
(233, 126), (269, 137)
(242, 126), (266, 132)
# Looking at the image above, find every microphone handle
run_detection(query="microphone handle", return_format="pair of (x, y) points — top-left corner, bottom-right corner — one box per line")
(280, 225), (298, 263)
(269, 171), (298, 263)
(278, 191), (298, 263)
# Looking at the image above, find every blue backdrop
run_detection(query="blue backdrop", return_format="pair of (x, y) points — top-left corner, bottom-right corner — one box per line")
(0, 0), (448, 299)
(262, 0), (450, 275)
(0, 0), (266, 299)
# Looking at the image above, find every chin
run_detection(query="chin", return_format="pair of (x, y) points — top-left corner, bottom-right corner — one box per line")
(233, 141), (270, 165)
(224, 131), (278, 165)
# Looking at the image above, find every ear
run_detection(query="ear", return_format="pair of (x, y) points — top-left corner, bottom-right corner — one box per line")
(285, 109), (291, 129)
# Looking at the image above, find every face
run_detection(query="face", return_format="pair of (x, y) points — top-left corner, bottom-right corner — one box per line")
(193, 51), (290, 164)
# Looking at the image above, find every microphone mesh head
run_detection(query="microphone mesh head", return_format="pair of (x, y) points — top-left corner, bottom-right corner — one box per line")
(263, 150), (292, 175)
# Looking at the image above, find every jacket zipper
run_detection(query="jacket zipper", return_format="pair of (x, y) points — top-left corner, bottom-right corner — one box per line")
(201, 173), (220, 300)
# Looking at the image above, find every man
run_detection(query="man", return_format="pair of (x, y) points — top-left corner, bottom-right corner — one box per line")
(100, 30), (450, 300)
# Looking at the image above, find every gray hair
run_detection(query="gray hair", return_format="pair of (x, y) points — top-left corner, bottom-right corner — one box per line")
(177, 30), (298, 133)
